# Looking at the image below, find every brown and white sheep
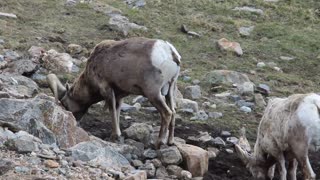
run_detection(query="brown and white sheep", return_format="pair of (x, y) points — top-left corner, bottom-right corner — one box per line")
(47, 37), (181, 148)
(235, 93), (320, 180)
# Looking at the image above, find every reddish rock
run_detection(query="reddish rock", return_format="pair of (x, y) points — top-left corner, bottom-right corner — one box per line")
(217, 38), (243, 56)
(177, 144), (209, 177)
(44, 160), (59, 168)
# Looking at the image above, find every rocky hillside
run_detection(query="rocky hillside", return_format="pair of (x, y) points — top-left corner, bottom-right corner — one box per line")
(0, 0), (320, 179)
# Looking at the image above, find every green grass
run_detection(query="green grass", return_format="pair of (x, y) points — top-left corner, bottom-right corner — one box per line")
(1, 0), (320, 140)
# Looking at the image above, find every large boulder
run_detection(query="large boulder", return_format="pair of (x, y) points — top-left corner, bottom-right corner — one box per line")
(6, 131), (41, 153)
(204, 70), (251, 86)
(0, 93), (90, 148)
(4, 59), (38, 76)
(69, 140), (132, 171)
(177, 144), (209, 177)
(42, 49), (78, 73)
(0, 73), (39, 99)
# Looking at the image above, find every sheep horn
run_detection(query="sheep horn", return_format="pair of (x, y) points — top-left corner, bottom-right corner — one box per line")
(47, 73), (67, 102)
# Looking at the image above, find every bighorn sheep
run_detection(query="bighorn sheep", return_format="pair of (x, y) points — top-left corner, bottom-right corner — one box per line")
(47, 37), (181, 148)
(235, 93), (320, 180)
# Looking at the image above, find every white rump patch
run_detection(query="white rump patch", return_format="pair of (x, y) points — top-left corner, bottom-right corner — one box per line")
(151, 40), (180, 85)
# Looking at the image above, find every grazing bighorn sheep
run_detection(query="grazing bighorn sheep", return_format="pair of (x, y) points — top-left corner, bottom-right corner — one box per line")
(47, 37), (181, 148)
(235, 93), (320, 180)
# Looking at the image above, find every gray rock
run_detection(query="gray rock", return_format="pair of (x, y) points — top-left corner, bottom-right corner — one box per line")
(0, 127), (16, 142)
(5, 59), (38, 76)
(280, 56), (295, 61)
(178, 108), (195, 115)
(236, 100), (255, 108)
(226, 137), (239, 144)
(182, 76), (191, 82)
(229, 95), (241, 102)
(254, 93), (266, 108)
(158, 146), (182, 165)
(156, 166), (168, 178)
(15, 166), (30, 174)
(184, 85), (201, 100)
(141, 106), (157, 113)
(69, 140), (131, 171)
(108, 14), (147, 36)
(123, 123), (153, 144)
(131, 159), (143, 168)
(139, 162), (156, 178)
(4, 49), (20, 61)
(0, 94), (90, 148)
(257, 62), (266, 68)
(6, 131), (41, 153)
(208, 112), (223, 119)
(237, 82), (254, 95)
(192, 79), (200, 85)
(124, 139), (144, 157)
(233, 6), (264, 15)
(239, 26), (255, 36)
(190, 110), (208, 121)
(221, 131), (231, 137)
(0, 73), (39, 98)
(211, 137), (226, 147)
(225, 149), (234, 154)
(0, 159), (14, 175)
(205, 70), (251, 86)
(257, 84), (271, 95)
(124, 0), (146, 8)
(143, 148), (157, 159)
(240, 106), (252, 113)
(0, 55), (4, 61)
(121, 103), (138, 112)
(166, 165), (183, 177)
(0, 39), (4, 44)
(30, 72), (48, 88)
(132, 95), (147, 104)
(0, 12), (17, 19)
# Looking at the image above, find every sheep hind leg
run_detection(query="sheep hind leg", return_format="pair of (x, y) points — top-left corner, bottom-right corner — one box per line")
(148, 92), (172, 149)
(166, 81), (176, 145)
(288, 159), (298, 180)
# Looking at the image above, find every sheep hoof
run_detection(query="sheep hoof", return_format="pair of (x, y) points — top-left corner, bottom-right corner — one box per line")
(109, 134), (124, 144)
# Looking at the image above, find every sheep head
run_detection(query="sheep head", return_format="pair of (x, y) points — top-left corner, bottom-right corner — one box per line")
(234, 127), (271, 180)
(47, 73), (85, 120)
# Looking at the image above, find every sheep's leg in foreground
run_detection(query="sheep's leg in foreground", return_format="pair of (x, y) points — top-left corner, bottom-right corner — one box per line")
(268, 164), (276, 180)
(149, 92), (172, 148)
(277, 153), (287, 180)
(166, 81), (176, 145)
(296, 155), (315, 180)
(108, 88), (122, 141)
(291, 136), (316, 179)
(288, 159), (298, 180)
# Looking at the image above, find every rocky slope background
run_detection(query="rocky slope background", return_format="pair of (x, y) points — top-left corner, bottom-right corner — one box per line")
(1, 0), (320, 179)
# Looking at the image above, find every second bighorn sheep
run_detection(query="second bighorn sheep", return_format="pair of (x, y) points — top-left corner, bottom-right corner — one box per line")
(235, 93), (320, 180)
(47, 37), (181, 148)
